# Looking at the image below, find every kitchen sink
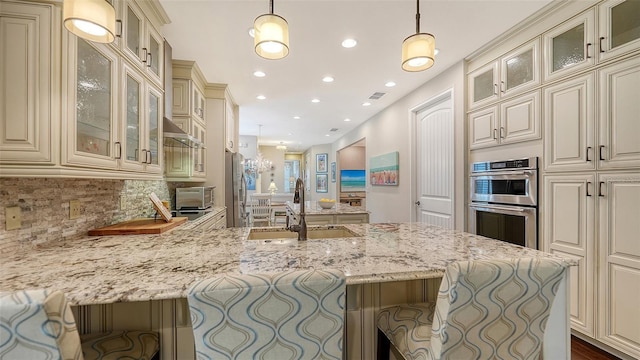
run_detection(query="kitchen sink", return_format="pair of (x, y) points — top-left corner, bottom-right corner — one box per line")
(246, 225), (362, 240)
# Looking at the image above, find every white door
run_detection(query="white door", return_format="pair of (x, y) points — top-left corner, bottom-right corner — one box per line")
(414, 93), (454, 228)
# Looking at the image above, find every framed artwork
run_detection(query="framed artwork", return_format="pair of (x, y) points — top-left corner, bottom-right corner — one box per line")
(370, 151), (399, 186)
(244, 161), (256, 190)
(331, 162), (336, 182)
(316, 153), (328, 173)
(316, 174), (328, 193)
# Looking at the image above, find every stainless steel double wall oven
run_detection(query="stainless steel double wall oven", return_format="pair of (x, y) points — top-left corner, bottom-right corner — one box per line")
(469, 157), (538, 249)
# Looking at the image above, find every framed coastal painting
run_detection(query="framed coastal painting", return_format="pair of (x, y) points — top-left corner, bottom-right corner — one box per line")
(316, 153), (328, 173)
(370, 151), (399, 186)
(316, 174), (328, 192)
(331, 162), (336, 182)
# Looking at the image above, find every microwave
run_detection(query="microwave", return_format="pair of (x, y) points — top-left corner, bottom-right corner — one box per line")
(175, 186), (215, 210)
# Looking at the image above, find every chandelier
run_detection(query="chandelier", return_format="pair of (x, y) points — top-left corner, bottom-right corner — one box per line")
(248, 152), (272, 174)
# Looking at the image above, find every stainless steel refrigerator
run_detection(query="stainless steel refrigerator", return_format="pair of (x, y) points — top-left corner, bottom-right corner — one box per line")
(225, 151), (248, 227)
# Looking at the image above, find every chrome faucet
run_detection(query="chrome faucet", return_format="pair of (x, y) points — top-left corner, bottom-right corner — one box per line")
(287, 178), (307, 240)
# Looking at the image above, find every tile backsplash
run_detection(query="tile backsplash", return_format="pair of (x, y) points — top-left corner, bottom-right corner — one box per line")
(0, 178), (171, 253)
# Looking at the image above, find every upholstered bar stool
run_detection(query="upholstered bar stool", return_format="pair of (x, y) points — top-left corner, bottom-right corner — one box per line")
(187, 269), (346, 360)
(377, 258), (567, 360)
(0, 289), (159, 360)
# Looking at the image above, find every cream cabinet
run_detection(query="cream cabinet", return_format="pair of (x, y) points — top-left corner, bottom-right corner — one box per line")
(0, 1), (56, 165)
(207, 84), (238, 153)
(118, 0), (163, 87)
(468, 38), (540, 109)
(164, 116), (205, 181)
(543, 9), (596, 81)
(468, 90), (540, 149)
(544, 73), (595, 171)
(543, 174), (596, 336)
(63, 36), (162, 175)
(225, 101), (237, 152)
(597, 172), (640, 358)
(597, 0), (640, 62)
(544, 56), (640, 172)
(171, 61), (207, 120)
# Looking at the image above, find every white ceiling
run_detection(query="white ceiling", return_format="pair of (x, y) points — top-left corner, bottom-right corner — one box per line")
(159, 0), (552, 153)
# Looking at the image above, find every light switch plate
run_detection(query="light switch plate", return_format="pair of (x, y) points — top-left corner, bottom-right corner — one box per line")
(69, 200), (81, 219)
(5, 207), (21, 230)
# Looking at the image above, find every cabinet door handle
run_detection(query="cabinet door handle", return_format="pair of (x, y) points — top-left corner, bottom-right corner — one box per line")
(493, 83), (498, 95)
(598, 181), (605, 197)
(142, 47), (148, 62)
(141, 148), (147, 163)
(114, 142), (121, 159)
(500, 81), (505, 94)
(500, 126), (505, 139)
(599, 145), (605, 161)
(146, 53), (152, 68)
(115, 20), (122, 38)
(147, 150), (152, 164)
(586, 181), (592, 197)
(585, 42), (592, 59)
(586, 146), (592, 161)
(493, 128), (497, 140)
(599, 37), (605, 53)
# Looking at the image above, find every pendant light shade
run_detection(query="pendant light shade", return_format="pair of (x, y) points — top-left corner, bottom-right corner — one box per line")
(254, 0), (289, 60)
(63, 0), (116, 43)
(402, 0), (435, 72)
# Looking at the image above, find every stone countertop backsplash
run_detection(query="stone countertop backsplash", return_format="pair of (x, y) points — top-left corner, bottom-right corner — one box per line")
(0, 222), (573, 306)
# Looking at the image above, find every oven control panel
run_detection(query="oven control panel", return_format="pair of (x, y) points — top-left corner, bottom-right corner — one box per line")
(471, 157), (538, 173)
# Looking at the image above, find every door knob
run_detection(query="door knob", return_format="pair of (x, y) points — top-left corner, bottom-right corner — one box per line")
(415, 201), (421, 206)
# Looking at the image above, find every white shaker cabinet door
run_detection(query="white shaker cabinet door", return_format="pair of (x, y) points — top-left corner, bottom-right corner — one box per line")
(468, 106), (498, 150)
(499, 90), (541, 145)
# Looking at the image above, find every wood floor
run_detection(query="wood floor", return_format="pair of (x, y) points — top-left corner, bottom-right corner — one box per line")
(572, 336), (621, 360)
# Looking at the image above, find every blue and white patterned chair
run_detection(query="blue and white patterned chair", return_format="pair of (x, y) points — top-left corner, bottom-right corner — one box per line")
(0, 289), (159, 360)
(187, 269), (346, 360)
(377, 258), (568, 360)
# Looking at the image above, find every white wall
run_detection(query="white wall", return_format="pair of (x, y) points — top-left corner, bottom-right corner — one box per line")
(333, 61), (466, 229)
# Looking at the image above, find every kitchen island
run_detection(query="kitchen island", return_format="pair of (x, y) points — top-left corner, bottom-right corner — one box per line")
(286, 200), (370, 224)
(1, 221), (572, 359)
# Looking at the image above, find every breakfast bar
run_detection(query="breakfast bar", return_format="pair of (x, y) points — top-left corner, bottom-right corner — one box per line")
(0, 220), (573, 359)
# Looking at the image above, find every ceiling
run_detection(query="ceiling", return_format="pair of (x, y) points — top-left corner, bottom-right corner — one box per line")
(159, 0), (552, 153)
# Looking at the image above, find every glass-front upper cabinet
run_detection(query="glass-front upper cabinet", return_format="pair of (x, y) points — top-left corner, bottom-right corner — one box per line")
(147, 85), (163, 173)
(123, 2), (143, 66)
(120, 62), (144, 172)
(66, 39), (119, 169)
(120, 0), (163, 86)
(598, 0), (640, 61)
(544, 9), (596, 81)
(468, 39), (540, 109)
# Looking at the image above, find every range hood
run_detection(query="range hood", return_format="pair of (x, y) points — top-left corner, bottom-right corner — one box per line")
(163, 117), (205, 149)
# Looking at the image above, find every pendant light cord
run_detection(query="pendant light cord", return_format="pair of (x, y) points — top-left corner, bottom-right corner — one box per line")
(270, 0), (274, 15)
(415, 0), (421, 34)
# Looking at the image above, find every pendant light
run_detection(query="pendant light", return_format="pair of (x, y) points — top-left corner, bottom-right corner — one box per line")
(401, 0), (435, 72)
(63, 0), (116, 43)
(254, 0), (289, 60)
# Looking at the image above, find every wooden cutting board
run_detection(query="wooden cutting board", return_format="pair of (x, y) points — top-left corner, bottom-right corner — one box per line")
(88, 217), (188, 235)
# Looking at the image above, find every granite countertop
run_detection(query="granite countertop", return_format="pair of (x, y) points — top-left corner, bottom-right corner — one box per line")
(286, 200), (369, 215)
(0, 221), (572, 306)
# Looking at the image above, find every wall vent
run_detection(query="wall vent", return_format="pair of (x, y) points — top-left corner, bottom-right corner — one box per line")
(329, 128), (339, 132)
(369, 92), (386, 100)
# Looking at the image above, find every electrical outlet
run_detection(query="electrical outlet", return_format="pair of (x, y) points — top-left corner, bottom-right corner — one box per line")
(5, 207), (21, 230)
(120, 196), (126, 210)
(69, 200), (81, 220)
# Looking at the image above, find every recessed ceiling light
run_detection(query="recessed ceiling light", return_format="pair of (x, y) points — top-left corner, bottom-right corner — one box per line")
(342, 38), (357, 48)
(344, 118), (351, 122)
(311, 98), (320, 103)
(248, 28), (255, 38)
(325, 134), (330, 137)
(288, 133), (293, 135)
(322, 76), (334, 83)
(293, 116), (300, 119)
(362, 102), (371, 106)
(385, 81), (396, 87)
(256, 95), (266, 100)
(253, 70), (266, 77)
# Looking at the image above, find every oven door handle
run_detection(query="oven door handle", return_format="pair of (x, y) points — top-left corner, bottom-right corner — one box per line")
(470, 170), (533, 177)
(469, 203), (527, 212)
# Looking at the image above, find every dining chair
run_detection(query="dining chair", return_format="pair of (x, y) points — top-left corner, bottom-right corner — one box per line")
(376, 257), (567, 360)
(0, 289), (159, 360)
(187, 269), (346, 360)
(250, 193), (272, 226)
